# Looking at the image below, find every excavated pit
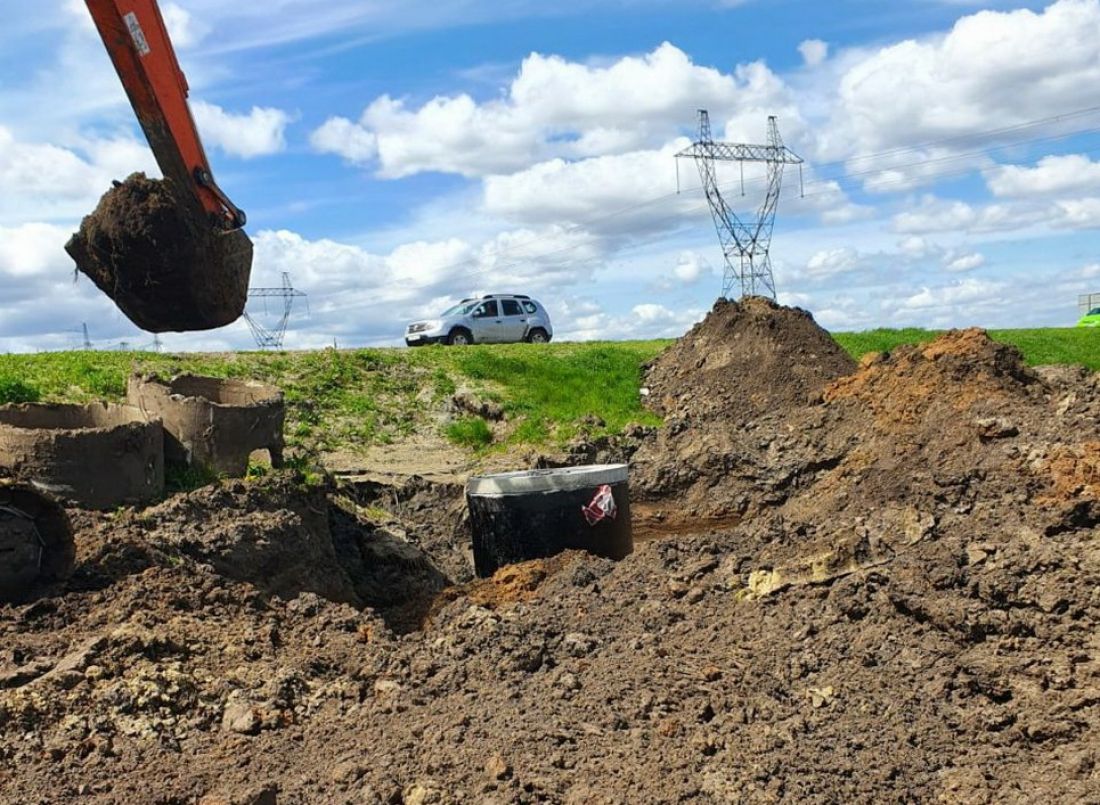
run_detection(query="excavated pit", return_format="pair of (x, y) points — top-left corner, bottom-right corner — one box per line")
(0, 402), (163, 509)
(2, 301), (1099, 803)
(128, 373), (285, 477)
(65, 173), (252, 333)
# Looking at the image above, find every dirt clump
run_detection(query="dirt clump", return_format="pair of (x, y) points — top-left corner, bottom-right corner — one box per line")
(65, 173), (252, 333)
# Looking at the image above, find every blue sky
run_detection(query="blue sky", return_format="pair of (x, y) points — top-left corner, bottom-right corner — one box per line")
(1, 0), (1098, 351)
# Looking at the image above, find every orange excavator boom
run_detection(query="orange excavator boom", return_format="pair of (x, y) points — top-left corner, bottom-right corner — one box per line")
(66, 0), (253, 334)
(85, 0), (245, 229)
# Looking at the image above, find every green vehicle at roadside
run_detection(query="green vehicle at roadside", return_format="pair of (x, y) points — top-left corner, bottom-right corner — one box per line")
(1078, 307), (1100, 327)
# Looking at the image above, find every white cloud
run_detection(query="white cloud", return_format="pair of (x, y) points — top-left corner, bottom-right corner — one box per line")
(0, 223), (75, 279)
(892, 195), (1046, 234)
(805, 247), (860, 279)
(798, 39), (829, 68)
(899, 277), (1006, 311)
(247, 223), (608, 344)
(821, 0), (1100, 159)
(987, 154), (1100, 197)
(482, 142), (692, 229)
(0, 127), (157, 224)
(673, 251), (710, 284)
(555, 299), (706, 341)
(898, 235), (932, 257)
(310, 117), (378, 164)
(191, 101), (292, 159)
(310, 42), (789, 178)
(1052, 197), (1100, 229)
(161, 2), (209, 49)
(942, 251), (986, 273)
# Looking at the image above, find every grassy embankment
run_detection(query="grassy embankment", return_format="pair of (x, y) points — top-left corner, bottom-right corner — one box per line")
(0, 328), (1092, 456)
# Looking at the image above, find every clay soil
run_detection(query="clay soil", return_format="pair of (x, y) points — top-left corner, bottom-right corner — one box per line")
(65, 173), (252, 333)
(2, 299), (1099, 804)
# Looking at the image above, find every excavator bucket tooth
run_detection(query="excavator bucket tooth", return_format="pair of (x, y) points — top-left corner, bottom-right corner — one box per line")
(65, 173), (252, 333)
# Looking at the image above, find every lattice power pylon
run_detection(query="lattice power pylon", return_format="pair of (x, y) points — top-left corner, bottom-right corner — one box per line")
(244, 272), (308, 350)
(676, 110), (803, 299)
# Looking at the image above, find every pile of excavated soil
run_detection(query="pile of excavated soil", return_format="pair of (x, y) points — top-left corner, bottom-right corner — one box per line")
(633, 297), (855, 520)
(642, 296), (855, 418)
(2, 311), (1099, 803)
(65, 173), (252, 332)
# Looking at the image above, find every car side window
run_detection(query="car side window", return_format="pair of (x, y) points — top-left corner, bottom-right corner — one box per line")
(522, 301), (537, 314)
(502, 300), (522, 316)
(474, 300), (498, 318)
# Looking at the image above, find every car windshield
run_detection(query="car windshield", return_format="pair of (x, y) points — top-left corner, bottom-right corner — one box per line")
(440, 302), (476, 317)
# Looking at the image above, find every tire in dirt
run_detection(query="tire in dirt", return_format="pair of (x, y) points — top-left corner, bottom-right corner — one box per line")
(466, 465), (633, 578)
(0, 482), (74, 604)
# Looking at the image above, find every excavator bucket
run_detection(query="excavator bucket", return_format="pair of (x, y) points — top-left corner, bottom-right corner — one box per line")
(66, 174), (252, 333)
(0, 482), (75, 604)
(70, 0), (253, 333)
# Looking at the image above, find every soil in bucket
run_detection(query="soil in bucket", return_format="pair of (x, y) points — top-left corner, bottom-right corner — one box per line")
(65, 173), (252, 333)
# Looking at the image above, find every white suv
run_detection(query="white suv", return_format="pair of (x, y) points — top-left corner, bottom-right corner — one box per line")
(405, 295), (554, 346)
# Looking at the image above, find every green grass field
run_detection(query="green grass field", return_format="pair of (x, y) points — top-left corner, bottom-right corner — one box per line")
(832, 327), (1098, 370)
(0, 327), (1092, 455)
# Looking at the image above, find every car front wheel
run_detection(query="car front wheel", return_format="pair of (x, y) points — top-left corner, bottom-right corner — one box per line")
(447, 328), (473, 346)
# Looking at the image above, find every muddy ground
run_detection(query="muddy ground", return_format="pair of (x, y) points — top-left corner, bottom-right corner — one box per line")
(2, 299), (1098, 804)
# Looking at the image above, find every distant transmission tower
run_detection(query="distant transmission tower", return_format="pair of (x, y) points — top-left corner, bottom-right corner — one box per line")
(676, 110), (803, 299)
(244, 273), (308, 350)
(82, 323), (93, 350)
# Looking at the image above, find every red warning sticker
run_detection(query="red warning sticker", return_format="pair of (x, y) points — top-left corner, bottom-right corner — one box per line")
(582, 484), (618, 526)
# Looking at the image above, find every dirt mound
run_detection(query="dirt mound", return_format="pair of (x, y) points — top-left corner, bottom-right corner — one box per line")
(633, 298), (855, 519)
(642, 296), (855, 418)
(65, 173), (252, 333)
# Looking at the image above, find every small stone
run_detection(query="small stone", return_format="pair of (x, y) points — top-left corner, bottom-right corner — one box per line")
(51, 637), (106, 676)
(966, 544), (995, 566)
(403, 782), (442, 805)
(684, 587), (706, 605)
(332, 760), (366, 783)
(975, 417), (1018, 441)
(808, 686), (835, 709)
(222, 696), (260, 736)
(485, 752), (512, 781)
(562, 633), (596, 658)
(373, 679), (402, 696)
(557, 671), (581, 691)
